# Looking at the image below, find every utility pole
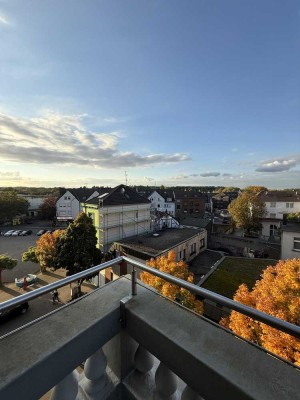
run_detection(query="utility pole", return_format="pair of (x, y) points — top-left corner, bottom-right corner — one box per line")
(125, 171), (128, 185)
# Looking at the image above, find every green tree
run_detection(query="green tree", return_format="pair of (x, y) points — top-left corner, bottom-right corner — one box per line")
(39, 196), (57, 220)
(22, 246), (38, 264)
(0, 254), (18, 286)
(0, 191), (29, 223)
(228, 191), (266, 233)
(55, 213), (102, 290)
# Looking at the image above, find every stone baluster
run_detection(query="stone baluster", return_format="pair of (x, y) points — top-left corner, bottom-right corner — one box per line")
(181, 385), (204, 400)
(79, 347), (112, 399)
(51, 369), (79, 400)
(154, 362), (178, 400)
(134, 344), (155, 373)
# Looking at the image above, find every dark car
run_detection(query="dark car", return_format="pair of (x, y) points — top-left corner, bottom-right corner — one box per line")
(0, 302), (29, 324)
(20, 230), (33, 236)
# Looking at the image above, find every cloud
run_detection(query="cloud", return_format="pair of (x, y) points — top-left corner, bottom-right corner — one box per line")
(256, 158), (298, 172)
(0, 112), (190, 169)
(143, 176), (154, 182)
(222, 173), (232, 177)
(0, 14), (9, 25)
(200, 172), (221, 177)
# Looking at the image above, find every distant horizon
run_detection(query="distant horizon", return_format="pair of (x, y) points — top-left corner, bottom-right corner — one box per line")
(0, 1), (299, 188)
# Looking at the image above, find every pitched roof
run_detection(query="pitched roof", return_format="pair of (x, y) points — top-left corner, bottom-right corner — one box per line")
(63, 188), (100, 202)
(85, 185), (150, 206)
(258, 190), (300, 202)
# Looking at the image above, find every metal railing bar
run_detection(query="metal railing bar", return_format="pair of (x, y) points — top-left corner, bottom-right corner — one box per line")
(1, 255), (299, 340)
(123, 256), (300, 340)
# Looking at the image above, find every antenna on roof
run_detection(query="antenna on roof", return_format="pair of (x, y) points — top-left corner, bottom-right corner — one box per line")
(125, 171), (128, 185)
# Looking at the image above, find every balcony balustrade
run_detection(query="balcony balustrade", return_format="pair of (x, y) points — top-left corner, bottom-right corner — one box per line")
(0, 257), (299, 400)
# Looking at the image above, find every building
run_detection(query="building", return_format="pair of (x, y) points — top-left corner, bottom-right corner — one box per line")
(113, 227), (207, 263)
(18, 194), (49, 218)
(211, 191), (239, 211)
(56, 188), (100, 222)
(0, 256), (299, 400)
(83, 185), (151, 252)
(281, 223), (300, 260)
(258, 190), (300, 240)
(173, 189), (206, 218)
(147, 189), (176, 216)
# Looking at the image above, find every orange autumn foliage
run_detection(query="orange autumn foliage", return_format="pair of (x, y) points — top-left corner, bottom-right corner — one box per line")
(140, 251), (203, 314)
(35, 230), (65, 272)
(221, 258), (300, 364)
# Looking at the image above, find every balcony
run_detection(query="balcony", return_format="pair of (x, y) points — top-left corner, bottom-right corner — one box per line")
(0, 258), (299, 400)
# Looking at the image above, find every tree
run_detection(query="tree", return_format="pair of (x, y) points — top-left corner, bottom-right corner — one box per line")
(39, 196), (57, 220)
(228, 191), (266, 233)
(55, 213), (102, 289)
(36, 230), (65, 272)
(22, 246), (38, 264)
(140, 251), (203, 314)
(243, 186), (267, 194)
(0, 190), (29, 223)
(221, 259), (300, 365)
(22, 231), (65, 272)
(0, 254), (18, 286)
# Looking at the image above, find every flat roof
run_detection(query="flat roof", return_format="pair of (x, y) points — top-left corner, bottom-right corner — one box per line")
(115, 228), (204, 257)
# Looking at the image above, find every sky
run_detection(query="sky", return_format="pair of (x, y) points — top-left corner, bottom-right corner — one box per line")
(0, 0), (300, 189)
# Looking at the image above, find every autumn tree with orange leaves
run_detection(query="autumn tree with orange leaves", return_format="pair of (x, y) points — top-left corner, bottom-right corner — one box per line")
(221, 258), (300, 365)
(140, 251), (203, 314)
(22, 230), (65, 273)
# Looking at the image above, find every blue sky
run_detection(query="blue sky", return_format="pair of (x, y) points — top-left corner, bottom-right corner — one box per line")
(0, 0), (299, 188)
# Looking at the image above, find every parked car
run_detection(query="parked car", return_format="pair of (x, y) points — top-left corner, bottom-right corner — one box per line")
(11, 230), (23, 236)
(3, 230), (15, 236)
(36, 229), (47, 236)
(0, 302), (29, 324)
(20, 230), (33, 236)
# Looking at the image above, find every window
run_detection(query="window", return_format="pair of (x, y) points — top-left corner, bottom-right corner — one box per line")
(270, 224), (278, 236)
(293, 237), (300, 251)
(270, 202), (276, 207)
(177, 205), (181, 209)
(190, 243), (196, 255)
(200, 238), (205, 249)
(286, 203), (294, 208)
(64, 196), (71, 200)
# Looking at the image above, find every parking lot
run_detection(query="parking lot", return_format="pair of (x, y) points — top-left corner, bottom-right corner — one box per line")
(0, 220), (58, 283)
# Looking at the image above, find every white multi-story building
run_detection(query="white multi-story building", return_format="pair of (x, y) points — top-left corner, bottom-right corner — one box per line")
(56, 188), (100, 222)
(83, 185), (151, 252)
(258, 190), (300, 239)
(148, 189), (176, 216)
(281, 224), (300, 259)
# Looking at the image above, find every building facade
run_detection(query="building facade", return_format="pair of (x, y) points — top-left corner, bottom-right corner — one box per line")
(83, 185), (151, 252)
(56, 188), (99, 222)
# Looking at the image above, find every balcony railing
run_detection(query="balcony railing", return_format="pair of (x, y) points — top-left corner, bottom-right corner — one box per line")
(0, 256), (299, 400)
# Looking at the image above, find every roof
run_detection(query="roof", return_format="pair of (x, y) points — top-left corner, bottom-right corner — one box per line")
(153, 189), (175, 201)
(281, 223), (300, 233)
(258, 190), (300, 203)
(85, 185), (150, 206)
(115, 228), (204, 257)
(180, 217), (211, 229)
(61, 188), (101, 202)
(189, 250), (223, 283)
(173, 189), (205, 199)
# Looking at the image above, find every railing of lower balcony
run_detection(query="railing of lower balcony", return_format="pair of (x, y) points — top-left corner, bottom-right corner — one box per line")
(1, 256), (300, 340)
(1, 256), (300, 400)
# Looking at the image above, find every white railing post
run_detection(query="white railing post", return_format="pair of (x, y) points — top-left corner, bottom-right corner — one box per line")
(51, 370), (79, 400)
(181, 385), (204, 400)
(154, 362), (178, 399)
(79, 347), (112, 399)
